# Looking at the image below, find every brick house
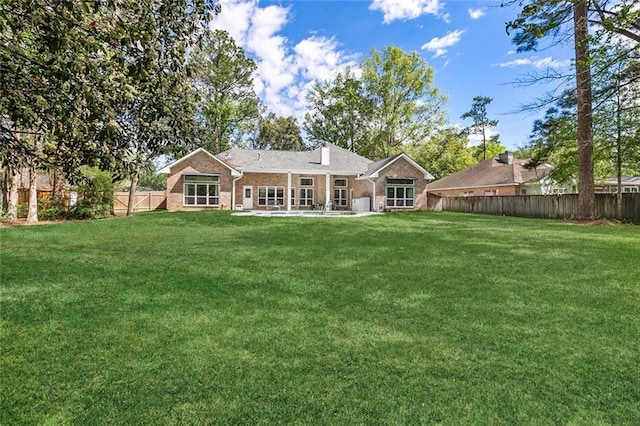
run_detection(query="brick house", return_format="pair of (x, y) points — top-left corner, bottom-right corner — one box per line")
(159, 143), (434, 212)
(427, 151), (555, 197)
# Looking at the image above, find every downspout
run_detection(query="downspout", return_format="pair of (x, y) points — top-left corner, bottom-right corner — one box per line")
(232, 172), (243, 210)
(287, 171), (292, 212)
(325, 173), (331, 211)
(366, 177), (376, 212)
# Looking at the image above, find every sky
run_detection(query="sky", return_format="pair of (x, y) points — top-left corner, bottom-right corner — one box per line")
(209, 0), (575, 151)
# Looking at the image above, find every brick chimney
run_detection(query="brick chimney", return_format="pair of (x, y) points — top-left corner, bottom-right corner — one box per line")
(498, 151), (514, 165)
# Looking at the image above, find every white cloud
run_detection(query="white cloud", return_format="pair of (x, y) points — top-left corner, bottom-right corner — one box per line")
(498, 57), (571, 68)
(369, 0), (446, 24)
(421, 30), (464, 58)
(210, 0), (357, 121)
(468, 8), (485, 20)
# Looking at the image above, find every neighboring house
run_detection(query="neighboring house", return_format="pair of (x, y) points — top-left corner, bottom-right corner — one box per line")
(428, 151), (555, 197)
(159, 143), (434, 212)
(595, 176), (640, 194)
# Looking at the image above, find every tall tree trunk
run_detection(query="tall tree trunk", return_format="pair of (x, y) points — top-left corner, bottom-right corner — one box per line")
(26, 156), (38, 223)
(53, 164), (66, 199)
(573, 0), (595, 221)
(127, 163), (140, 217)
(615, 81), (623, 220)
(6, 164), (20, 223)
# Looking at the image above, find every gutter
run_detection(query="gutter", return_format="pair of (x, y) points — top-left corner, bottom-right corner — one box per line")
(232, 171), (244, 210)
(366, 177), (376, 212)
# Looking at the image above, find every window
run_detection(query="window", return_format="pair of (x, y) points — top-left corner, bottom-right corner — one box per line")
(334, 189), (348, 207)
(183, 174), (219, 206)
(258, 186), (284, 206)
(334, 178), (347, 187)
(300, 188), (314, 206)
(290, 188), (296, 206)
(386, 178), (414, 208)
(484, 190), (498, 196)
(299, 178), (314, 206)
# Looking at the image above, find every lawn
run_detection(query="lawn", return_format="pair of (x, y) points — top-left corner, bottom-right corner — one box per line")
(1, 211), (639, 424)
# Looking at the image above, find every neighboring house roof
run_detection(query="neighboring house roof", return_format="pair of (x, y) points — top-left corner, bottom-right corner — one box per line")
(428, 152), (553, 191)
(216, 143), (371, 175)
(599, 176), (640, 186)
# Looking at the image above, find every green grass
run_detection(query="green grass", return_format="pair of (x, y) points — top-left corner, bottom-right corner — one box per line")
(1, 211), (639, 424)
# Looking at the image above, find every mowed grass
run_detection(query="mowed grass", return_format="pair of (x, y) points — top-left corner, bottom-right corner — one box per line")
(1, 211), (639, 424)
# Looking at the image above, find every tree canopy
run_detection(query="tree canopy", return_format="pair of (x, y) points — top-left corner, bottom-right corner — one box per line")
(252, 113), (305, 151)
(304, 45), (447, 160)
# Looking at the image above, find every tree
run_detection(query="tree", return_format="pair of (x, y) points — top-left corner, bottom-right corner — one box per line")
(505, 0), (640, 220)
(460, 96), (499, 161)
(304, 46), (448, 160)
(404, 128), (475, 179)
(362, 45), (448, 159)
(593, 46), (640, 217)
(1, 1), (218, 217)
(525, 105), (580, 185)
(178, 30), (261, 156)
(304, 67), (373, 152)
(252, 113), (305, 151)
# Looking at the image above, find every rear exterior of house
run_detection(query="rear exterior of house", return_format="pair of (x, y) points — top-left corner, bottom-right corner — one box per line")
(160, 143), (434, 212)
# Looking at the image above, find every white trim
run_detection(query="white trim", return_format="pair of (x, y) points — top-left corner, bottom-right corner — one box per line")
(364, 153), (434, 180)
(159, 147), (242, 177)
(299, 177), (314, 186)
(238, 168), (362, 175)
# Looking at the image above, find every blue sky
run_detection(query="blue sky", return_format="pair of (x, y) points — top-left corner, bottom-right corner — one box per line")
(210, 0), (574, 150)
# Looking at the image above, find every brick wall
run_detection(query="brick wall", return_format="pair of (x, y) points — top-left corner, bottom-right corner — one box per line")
(237, 173), (368, 210)
(373, 157), (429, 211)
(166, 151), (234, 211)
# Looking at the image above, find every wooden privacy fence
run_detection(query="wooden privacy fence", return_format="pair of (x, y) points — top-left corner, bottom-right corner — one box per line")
(113, 191), (166, 215)
(431, 193), (640, 223)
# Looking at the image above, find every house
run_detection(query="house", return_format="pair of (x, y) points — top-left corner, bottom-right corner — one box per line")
(158, 143), (434, 212)
(595, 176), (640, 194)
(427, 151), (555, 197)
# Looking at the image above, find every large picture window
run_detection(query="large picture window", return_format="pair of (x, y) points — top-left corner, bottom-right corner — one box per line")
(258, 186), (284, 206)
(386, 178), (414, 208)
(183, 174), (219, 206)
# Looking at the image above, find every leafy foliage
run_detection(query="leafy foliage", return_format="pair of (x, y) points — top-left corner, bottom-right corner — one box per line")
(68, 167), (115, 219)
(460, 96), (500, 161)
(253, 113), (305, 151)
(172, 30), (261, 156)
(304, 67), (374, 152)
(404, 129), (475, 179)
(304, 46), (447, 160)
(362, 46), (448, 159)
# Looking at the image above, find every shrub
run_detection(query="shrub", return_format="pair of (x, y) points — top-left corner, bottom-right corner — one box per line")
(39, 197), (67, 220)
(68, 167), (115, 219)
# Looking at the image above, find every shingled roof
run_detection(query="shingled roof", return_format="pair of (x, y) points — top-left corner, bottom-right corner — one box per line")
(215, 143), (371, 174)
(428, 152), (553, 190)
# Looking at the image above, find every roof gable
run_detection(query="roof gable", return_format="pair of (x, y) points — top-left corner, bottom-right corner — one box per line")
(158, 148), (242, 176)
(361, 153), (434, 180)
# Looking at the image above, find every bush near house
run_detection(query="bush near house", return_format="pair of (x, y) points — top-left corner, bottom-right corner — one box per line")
(1, 211), (639, 424)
